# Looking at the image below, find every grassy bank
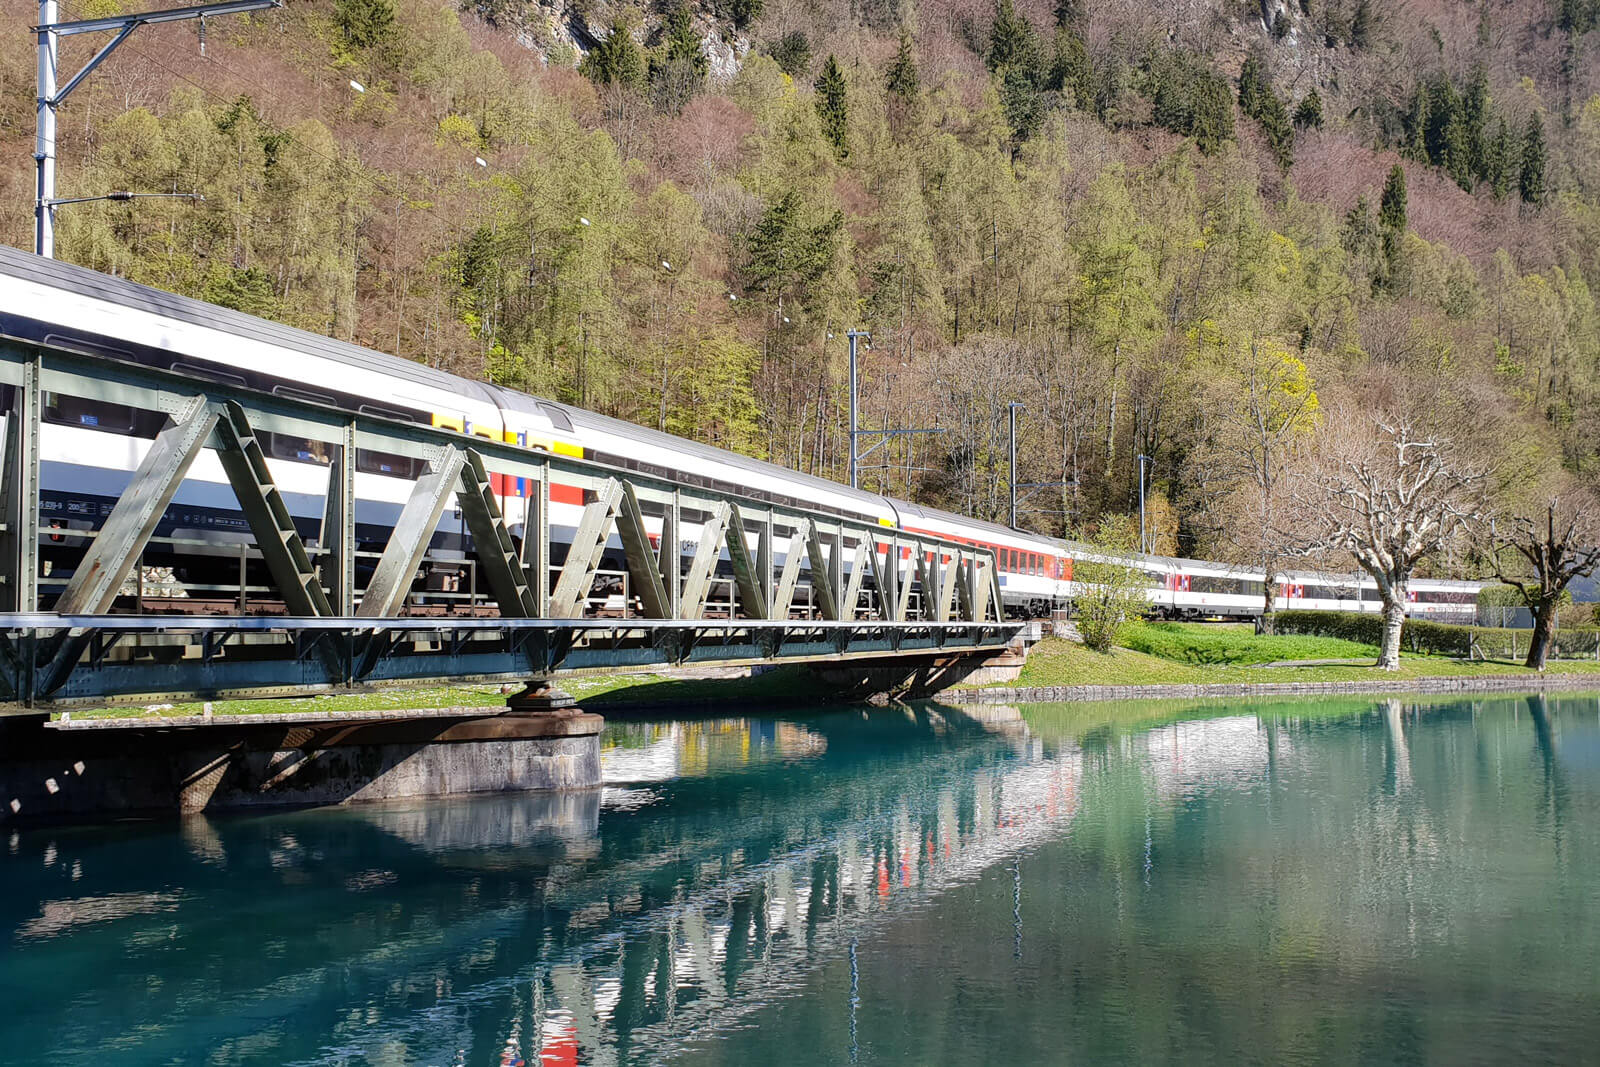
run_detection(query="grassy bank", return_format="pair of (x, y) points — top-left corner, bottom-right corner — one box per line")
(1009, 622), (1600, 688)
(52, 622), (1600, 721)
(60, 665), (836, 721)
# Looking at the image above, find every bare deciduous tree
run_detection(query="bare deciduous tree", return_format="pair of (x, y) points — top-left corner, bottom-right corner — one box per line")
(1486, 484), (1600, 670)
(1194, 338), (1319, 632)
(1296, 406), (1485, 669)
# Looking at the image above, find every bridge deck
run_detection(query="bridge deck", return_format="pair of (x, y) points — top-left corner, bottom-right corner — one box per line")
(0, 614), (1019, 710)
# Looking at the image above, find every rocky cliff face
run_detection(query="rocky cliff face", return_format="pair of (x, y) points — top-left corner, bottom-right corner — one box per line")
(508, 0), (751, 81)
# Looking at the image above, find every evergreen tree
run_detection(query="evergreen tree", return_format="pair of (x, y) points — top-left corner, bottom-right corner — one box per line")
(648, 5), (707, 112)
(580, 20), (645, 87)
(1486, 118), (1513, 200)
(1340, 194), (1380, 260)
(1151, 52), (1234, 154)
(1349, 0), (1372, 47)
(1401, 87), (1431, 163)
(1423, 76), (1462, 167)
(1053, 0), (1084, 28)
(1238, 53), (1269, 115)
(1378, 163), (1407, 290)
(1293, 89), (1324, 129)
(814, 55), (850, 160)
(1238, 51), (1293, 170)
(1379, 162), (1408, 232)
(1444, 107), (1475, 190)
(885, 30), (920, 101)
(1051, 28), (1093, 110)
(989, 0), (1039, 74)
(1257, 91), (1295, 169)
(1001, 62), (1045, 144)
(1462, 64), (1491, 181)
(1558, 0), (1597, 35)
(663, 5), (708, 78)
(728, 0), (763, 30)
(766, 31), (811, 77)
(1520, 112), (1547, 206)
(333, 0), (394, 49)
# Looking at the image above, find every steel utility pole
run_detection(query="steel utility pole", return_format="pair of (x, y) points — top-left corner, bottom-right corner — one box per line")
(847, 328), (865, 488)
(34, 0), (279, 257)
(846, 330), (944, 493)
(1137, 453), (1150, 554)
(1008, 401), (1024, 529)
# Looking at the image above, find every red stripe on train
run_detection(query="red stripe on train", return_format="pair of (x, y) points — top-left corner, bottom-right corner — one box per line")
(549, 482), (585, 506)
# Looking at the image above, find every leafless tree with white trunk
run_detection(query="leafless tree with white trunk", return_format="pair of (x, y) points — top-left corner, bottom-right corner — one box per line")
(1294, 405), (1486, 670)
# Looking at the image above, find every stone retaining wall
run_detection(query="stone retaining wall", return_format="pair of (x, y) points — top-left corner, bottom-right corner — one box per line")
(941, 672), (1600, 705)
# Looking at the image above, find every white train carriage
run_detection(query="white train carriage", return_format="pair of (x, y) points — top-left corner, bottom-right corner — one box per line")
(0, 246), (1483, 622)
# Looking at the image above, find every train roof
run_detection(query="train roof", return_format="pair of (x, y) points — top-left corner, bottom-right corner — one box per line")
(4, 245), (892, 512)
(0, 245), (501, 407)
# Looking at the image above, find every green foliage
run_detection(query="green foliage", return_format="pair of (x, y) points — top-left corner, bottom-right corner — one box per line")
(766, 31), (811, 77)
(580, 21), (644, 87)
(333, 0), (395, 50)
(662, 5), (708, 78)
(1050, 28), (1093, 111)
(1149, 52), (1235, 154)
(1275, 610), (1600, 660)
(1379, 163), (1407, 231)
(203, 266), (280, 318)
(1074, 514), (1150, 652)
(725, 0), (764, 30)
(1558, 0), (1598, 35)
(813, 54), (849, 159)
(988, 0), (1039, 75)
(884, 30), (919, 102)
(744, 191), (844, 301)
(1375, 163), (1407, 290)
(25, 0), (1600, 545)
(1293, 89), (1323, 129)
(1520, 112), (1547, 206)
(1477, 584), (1524, 607)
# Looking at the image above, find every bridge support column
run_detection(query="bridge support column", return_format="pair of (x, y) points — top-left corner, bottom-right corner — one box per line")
(0, 705), (604, 823)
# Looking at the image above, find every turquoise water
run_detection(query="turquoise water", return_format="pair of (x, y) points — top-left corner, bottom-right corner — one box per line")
(3, 695), (1599, 1064)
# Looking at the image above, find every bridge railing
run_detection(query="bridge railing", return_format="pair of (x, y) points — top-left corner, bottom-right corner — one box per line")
(0, 338), (1016, 707)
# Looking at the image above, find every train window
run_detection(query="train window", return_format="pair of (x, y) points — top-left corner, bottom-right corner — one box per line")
(42, 391), (138, 434)
(268, 434), (334, 465)
(539, 403), (574, 431)
(261, 386), (339, 465)
(355, 405), (425, 479)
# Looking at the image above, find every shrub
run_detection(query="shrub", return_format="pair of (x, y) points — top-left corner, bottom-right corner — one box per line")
(1274, 610), (1600, 661)
(1074, 514), (1149, 652)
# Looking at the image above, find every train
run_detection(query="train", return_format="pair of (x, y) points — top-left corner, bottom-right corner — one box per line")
(0, 245), (1481, 622)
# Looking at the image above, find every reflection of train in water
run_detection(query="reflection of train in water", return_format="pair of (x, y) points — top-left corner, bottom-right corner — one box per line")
(0, 248), (1480, 622)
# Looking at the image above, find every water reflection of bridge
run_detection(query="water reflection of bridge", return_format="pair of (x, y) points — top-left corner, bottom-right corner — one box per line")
(2, 704), (1331, 1064)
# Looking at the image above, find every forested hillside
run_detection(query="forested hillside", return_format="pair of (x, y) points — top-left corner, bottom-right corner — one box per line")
(2, 0), (1597, 558)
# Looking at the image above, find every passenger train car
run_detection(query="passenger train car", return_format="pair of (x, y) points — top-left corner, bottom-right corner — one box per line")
(0, 247), (1481, 622)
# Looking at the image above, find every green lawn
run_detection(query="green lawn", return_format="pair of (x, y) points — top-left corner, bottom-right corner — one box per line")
(59, 665), (835, 721)
(54, 623), (1600, 722)
(1008, 626), (1600, 689)
(1118, 621), (1379, 665)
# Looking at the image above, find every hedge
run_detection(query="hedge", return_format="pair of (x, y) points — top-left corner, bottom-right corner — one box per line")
(1272, 610), (1600, 661)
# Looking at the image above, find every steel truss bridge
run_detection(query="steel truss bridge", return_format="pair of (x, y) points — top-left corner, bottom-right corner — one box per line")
(0, 339), (1018, 711)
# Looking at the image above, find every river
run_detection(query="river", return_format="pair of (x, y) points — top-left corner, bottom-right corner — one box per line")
(2, 694), (1597, 1064)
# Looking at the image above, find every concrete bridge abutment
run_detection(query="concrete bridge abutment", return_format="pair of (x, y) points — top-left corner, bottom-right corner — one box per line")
(0, 703), (603, 823)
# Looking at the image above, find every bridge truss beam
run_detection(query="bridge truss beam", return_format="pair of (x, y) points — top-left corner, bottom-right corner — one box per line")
(0, 338), (1017, 710)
